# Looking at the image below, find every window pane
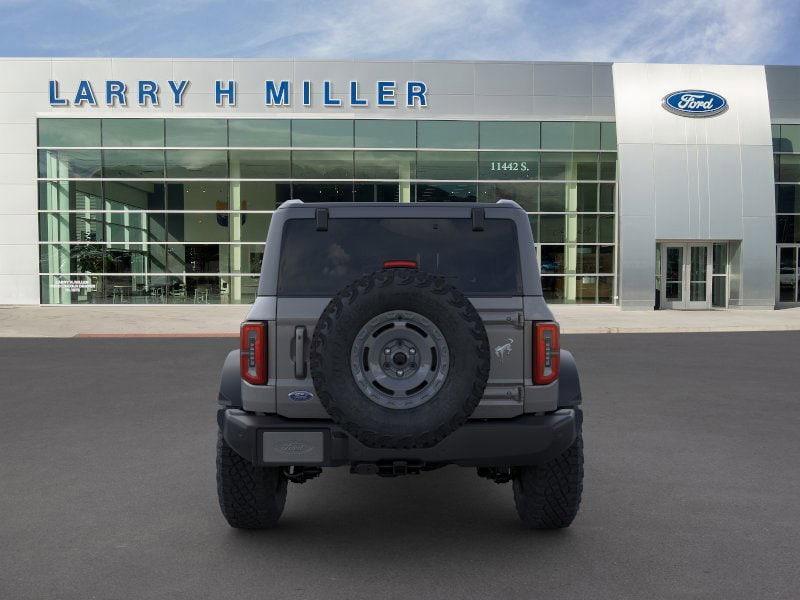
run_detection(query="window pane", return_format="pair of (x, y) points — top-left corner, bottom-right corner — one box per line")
(597, 276), (613, 303)
(776, 215), (800, 243)
(416, 151), (477, 180)
(478, 152), (539, 179)
(528, 214), (539, 240)
(106, 211), (164, 243)
(291, 120), (353, 147)
(600, 123), (617, 151)
(240, 212), (272, 242)
(780, 125), (800, 153)
(600, 153), (616, 180)
(38, 149), (102, 178)
(540, 245), (565, 274)
(598, 245), (614, 273)
(105, 243), (164, 273)
(575, 153), (598, 180)
(291, 183), (354, 202)
(166, 150), (227, 178)
(539, 183), (566, 212)
(539, 215), (566, 243)
(354, 183), (405, 202)
(102, 119), (164, 147)
(577, 215), (597, 243)
(229, 150), (290, 179)
(599, 215), (615, 242)
(417, 121), (478, 149)
(772, 124), (782, 152)
(577, 183), (598, 212)
(478, 182), (538, 211)
(355, 120), (415, 148)
(39, 181), (103, 210)
(779, 247), (796, 274)
(713, 243), (727, 274)
(166, 275), (230, 304)
(541, 276), (564, 302)
(778, 155), (800, 182)
(167, 182), (229, 211)
(541, 122), (573, 150)
(479, 122), (540, 149)
(576, 275), (597, 303)
(239, 181), (291, 210)
(599, 183), (615, 212)
(416, 183), (477, 202)
(292, 150), (353, 178)
(105, 182), (165, 211)
(229, 119), (290, 147)
(103, 150), (164, 178)
(540, 153), (570, 180)
(776, 185), (800, 213)
(574, 122), (600, 150)
(166, 119), (227, 147)
(39, 119), (100, 147)
(354, 151), (416, 179)
(577, 245), (597, 273)
(38, 212), (105, 243)
(168, 212), (233, 243)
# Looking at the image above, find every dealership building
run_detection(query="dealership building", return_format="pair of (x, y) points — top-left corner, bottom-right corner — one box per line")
(0, 58), (798, 309)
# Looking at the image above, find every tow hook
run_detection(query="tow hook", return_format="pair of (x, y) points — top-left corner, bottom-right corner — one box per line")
(284, 466), (322, 484)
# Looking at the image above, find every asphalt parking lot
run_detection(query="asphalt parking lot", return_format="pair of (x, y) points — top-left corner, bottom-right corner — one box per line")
(1, 332), (799, 600)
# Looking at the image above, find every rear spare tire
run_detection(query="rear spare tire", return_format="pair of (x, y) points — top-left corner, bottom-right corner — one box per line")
(310, 268), (490, 449)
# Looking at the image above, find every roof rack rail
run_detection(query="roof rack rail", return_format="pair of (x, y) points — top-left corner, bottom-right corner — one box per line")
(496, 198), (522, 208)
(278, 199), (304, 209)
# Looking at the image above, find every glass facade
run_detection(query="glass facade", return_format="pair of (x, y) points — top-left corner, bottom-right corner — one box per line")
(773, 124), (800, 304)
(37, 118), (617, 304)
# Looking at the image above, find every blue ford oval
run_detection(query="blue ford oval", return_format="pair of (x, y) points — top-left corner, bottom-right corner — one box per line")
(662, 90), (728, 117)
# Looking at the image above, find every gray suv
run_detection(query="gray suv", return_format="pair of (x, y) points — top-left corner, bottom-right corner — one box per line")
(216, 200), (583, 529)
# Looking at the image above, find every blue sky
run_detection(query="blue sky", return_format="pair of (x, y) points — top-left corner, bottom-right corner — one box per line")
(1, 0), (798, 65)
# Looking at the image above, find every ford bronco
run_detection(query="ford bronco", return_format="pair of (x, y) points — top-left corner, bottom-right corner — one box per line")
(216, 200), (583, 529)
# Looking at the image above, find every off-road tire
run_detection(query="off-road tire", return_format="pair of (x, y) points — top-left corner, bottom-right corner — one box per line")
(512, 409), (584, 529)
(310, 268), (490, 450)
(216, 431), (288, 529)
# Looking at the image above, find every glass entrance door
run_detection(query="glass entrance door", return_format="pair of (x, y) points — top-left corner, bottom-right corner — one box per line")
(659, 243), (712, 309)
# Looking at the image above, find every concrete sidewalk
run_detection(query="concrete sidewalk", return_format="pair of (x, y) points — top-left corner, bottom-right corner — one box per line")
(2, 304), (800, 337)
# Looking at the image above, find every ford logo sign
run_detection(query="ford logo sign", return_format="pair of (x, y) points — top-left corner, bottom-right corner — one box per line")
(288, 390), (314, 402)
(662, 90), (728, 117)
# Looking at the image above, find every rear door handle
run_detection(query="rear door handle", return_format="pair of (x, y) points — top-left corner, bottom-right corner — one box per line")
(294, 326), (306, 379)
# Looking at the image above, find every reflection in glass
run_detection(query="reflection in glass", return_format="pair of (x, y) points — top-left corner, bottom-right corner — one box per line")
(229, 120), (290, 147)
(167, 182), (229, 211)
(103, 149), (164, 178)
(292, 120), (353, 147)
(416, 151), (477, 180)
(166, 119), (227, 147)
(39, 119), (101, 147)
(292, 150), (353, 179)
(229, 150), (290, 179)
(479, 122), (540, 149)
(478, 182), (538, 211)
(166, 150), (228, 178)
(355, 120), (416, 148)
(102, 119), (164, 147)
(354, 151), (416, 179)
(417, 121), (478, 149)
(416, 183), (476, 202)
(38, 149), (102, 178)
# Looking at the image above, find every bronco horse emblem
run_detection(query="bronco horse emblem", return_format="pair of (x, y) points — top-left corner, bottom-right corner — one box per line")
(494, 338), (514, 363)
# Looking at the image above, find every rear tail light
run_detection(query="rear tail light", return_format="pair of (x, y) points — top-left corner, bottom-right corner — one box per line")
(240, 321), (267, 385)
(533, 322), (560, 385)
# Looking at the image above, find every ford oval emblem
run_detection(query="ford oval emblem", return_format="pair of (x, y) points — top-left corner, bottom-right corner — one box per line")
(288, 390), (314, 402)
(662, 90), (728, 117)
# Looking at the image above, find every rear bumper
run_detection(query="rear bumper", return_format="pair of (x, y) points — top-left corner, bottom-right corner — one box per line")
(219, 408), (578, 468)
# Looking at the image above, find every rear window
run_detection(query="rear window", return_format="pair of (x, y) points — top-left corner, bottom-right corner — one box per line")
(277, 217), (522, 296)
